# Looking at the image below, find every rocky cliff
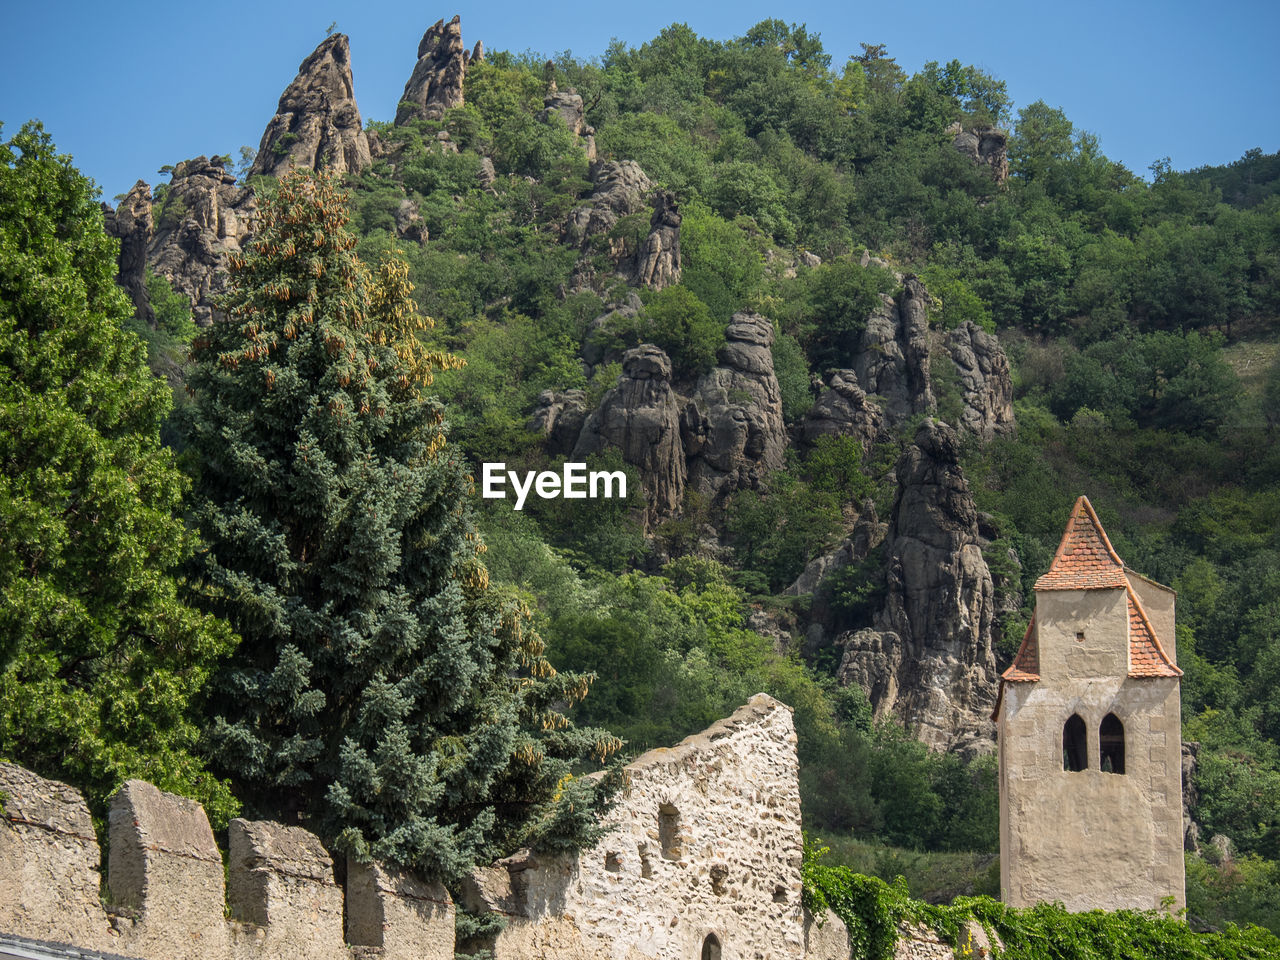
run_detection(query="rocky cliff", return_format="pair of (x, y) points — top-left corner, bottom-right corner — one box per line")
(573, 344), (687, 523)
(102, 180), (154, 326)
(396, 16), (469, 124)
(837, 419), (999, 752)
(249, 34), (372, 180)
(945, 321), (1016, 440)
(683, 313), (788, 502)
(854, 277), (935, 427)
(147, 156), (255, 327)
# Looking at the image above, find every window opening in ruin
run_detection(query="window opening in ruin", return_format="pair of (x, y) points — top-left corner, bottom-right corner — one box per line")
(1063, 714), (1088, 772)
(1100, 713), (1125, 774)
(701, 933), (722, 960)
(658, 803), (681, 860)
(1076, 631), (1085, 642)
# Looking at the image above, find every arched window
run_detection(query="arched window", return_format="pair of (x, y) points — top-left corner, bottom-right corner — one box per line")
(701, 933), (722, 960)
(1100, 713), (1125, 774)
(1063, 714), (1088, 772)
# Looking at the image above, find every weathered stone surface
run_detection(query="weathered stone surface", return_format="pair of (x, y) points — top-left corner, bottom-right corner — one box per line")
(395, 197), (428, 244)
(799, 369), (888, 452)
(684, 313), (787, 502)
(477, 155), (497, 190)
(147, 155), (255, 327)
(0, 764), (111, 950)
(249, 34), (372, 180)
(786, 500), (887, 600)
(108, 779), (229, 958)
(803, 908), (849, 960)
(347, 859), (455, 960)
(227, 819), (344, 958)
(837, 420), (999, 752)
(632, 190), (681, 289)
(567, 160), (653, 254)
(538, 81), (596, 161)
(476, 695), (805, 960)
(396, 16), (467, 124)
(103, 180), (154, 327)
(944, 321), (1015, 440)
(949, 123), (1009, 184)
(853, 277), (935, 427)
(574, 344), (685, 523)
(529, 389), (588, 456)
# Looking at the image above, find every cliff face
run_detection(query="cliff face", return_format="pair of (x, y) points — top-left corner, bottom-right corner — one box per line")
(147, 156), (255, 327)
(836, 419), (1000, 752)
(249, 34), (372, 179)
(395, 16), (469, 125)
(102, 179), (154, 326)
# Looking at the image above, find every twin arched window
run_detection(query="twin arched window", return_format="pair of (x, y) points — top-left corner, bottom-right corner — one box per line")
(1062, 713), (1125, 774)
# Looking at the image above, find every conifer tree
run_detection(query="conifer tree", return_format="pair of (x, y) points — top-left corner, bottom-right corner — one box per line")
(185, 171), (620, 880)
(0, 122), (238, 821)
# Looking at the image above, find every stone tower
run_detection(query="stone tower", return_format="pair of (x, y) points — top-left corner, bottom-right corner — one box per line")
(994, 496), (1184, 911)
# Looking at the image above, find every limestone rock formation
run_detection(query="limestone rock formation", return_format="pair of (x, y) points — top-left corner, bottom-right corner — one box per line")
(249, 34), (372, 180)
(632, 189), (682, 289)
(395, 198), (427, 244)
(944, 321), (1015, 440)
(836, 419), (999, 752)
(529, 389), (588, 456)
(567, 160), (653, 254)
(396, 16), (468, 124)
(683, 314), (787, 501)
(853, 276), (935, 427)
(799, 369), (887, 452)
(949, 123), (1009, 184)
(148, 156), (255, 327)
(538, 81), (596, 160)
(573, 345), (686, 523)
(103, 179), (154, 326)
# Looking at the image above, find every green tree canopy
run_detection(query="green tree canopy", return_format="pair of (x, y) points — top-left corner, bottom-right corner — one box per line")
(0, 122), (238, 822)
(184, 171), (621, 880)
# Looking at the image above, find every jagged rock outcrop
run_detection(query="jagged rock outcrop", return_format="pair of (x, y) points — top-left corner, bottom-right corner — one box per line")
(396, 16), (468, 124)
(799, 369), (888, 452)
(477, 156), (497, 191)
(567, 160), (653, 254)
(948, 123), (1009, 184)
(148, 156), (255, 327)
(395, 198), (427, 244)
(944, 321), (1015, 440)
(836, 419), (999, 752)
(786, 499), (887, 599)
(631, 190), (681, 289)
(573, 345), (686, 523)
(683, 314), (787, 501)
(103, 179), (154, 326)
(538, 81), (597, 161)
(580, 293), (643, 368)
(249, 34), (372, 179)
(853, 276), (934, 427)
(529, 389), (588, 456)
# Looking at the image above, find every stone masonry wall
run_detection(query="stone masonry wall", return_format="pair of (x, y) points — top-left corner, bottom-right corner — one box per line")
(464, 694), (806, 960)
(0, 762), (453, 960)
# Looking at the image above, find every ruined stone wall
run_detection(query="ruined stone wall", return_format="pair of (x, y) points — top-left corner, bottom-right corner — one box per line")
(465, 694), (806, 960)
(0, 762), (453, 960)
(998, 588), (1184, 911)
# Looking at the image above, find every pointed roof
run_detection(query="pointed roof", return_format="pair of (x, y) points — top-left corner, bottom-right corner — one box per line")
(1127, 585), (1182, 677)
(1034, 496), (1129, 591)
(1002, 616), (1039, 681)
(994, 496), (1181, 716)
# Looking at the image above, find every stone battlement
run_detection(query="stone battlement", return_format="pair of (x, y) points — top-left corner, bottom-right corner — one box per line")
(0, 762), (453, 960)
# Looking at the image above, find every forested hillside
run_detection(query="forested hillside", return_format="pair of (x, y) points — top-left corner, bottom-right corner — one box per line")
(5, 11), (1280, 940)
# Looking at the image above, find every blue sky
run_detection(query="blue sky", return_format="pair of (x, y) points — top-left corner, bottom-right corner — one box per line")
(3, 0), (1277, 201)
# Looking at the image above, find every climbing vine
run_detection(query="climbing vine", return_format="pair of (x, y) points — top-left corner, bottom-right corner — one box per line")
(801, 838), (1280, 960)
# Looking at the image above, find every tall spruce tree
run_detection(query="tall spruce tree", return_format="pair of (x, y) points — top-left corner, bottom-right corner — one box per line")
(185, 171), (620, 880)
(0, 122), (238, 822)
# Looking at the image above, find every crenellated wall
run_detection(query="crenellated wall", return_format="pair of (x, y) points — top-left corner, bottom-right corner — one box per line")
(0, 762), (454, 960)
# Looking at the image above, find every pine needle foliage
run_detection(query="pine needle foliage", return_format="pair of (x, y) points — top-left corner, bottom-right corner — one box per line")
(183, 170), (621, 881)
(0, 122), (238, 823)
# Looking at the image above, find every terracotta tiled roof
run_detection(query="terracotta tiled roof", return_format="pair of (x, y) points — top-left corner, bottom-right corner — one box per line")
(1002, 616), (1039, 681)
(1127, 585), (1182, 677)
(1034, 496), (1129, 591)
